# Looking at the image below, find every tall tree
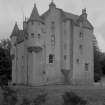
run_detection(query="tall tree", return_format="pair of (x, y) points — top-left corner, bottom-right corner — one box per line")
(0, 39), (12, 85)
(93, 35), (103, 82)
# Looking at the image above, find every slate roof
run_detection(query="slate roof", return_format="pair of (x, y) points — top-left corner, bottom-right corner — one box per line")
(16, 30), (25, 43)
(11, 3), (93, 45)
(10, 23), (19, 38)
(28, 4), (44, 23)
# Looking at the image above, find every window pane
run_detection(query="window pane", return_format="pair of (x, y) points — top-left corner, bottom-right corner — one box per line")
(49, 54), (54, 63)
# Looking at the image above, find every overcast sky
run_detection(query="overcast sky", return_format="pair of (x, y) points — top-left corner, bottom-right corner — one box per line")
(0, 0), (105, 52)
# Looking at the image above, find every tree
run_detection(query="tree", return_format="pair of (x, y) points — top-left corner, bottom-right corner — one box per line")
(93, 35), (103, 82)
(0, 39), (12, 85)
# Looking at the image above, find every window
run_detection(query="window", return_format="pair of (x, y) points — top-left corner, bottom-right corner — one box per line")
(31, 21), (34, 25)
(79, 44), (83, 54)
(38, 34), (40, 39)
(51, 34), (55, 41)
(64, 55), (66, 60)
(85, 63), (89, 71)
(79, 31), (83, 40)
(31, 33), (34, 38)
(51, 21), (55, 33)
(49, 54), (54, 63)
(51, 34), (55, 47)
(77, 59), (79, 63)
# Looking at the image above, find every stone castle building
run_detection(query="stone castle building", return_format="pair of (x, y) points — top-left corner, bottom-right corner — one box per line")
(10, 1), (94, 86)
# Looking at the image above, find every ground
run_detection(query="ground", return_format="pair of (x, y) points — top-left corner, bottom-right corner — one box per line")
(1, 84), (105, 105)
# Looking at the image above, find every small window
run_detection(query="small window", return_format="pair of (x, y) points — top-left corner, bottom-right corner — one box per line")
(51, 21), (55, 32)
(85, 63), (89, 71)
(77, 59), (79, 63)
(51, 34), (55, 40)
(38, 34), (40, 39)
(31, 33), (34, 38)
(79, 44), (83, 54)
(51, 34), (55, 47)
(49, 54), (54, 63)
(31, 21), (34, 25)
(79, 32), (83, 39)
(64, 55), (66, 60)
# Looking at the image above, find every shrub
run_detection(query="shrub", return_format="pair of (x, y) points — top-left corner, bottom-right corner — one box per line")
(62, 92), (87, 105)
(21, 98), (31, 105)
(33, 93), (47, 105)
(2, 86), (18, 105)
(21, 92), (47, 105)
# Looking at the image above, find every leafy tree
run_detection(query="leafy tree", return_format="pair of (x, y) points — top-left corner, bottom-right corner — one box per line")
(0, 39), (12, 85)
(93, 35), (103, 82)
(62, 92), (87, 105)
(100, 53), (105, 76)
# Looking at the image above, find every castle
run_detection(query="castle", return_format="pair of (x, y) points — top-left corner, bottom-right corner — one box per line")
(10, 1), (94, 86)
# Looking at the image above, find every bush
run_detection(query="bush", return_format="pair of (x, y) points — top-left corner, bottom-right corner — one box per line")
(2, 86), (18, 105)
(33, 93), (47, 105)
(21, 93), (47, 105)
(62, 92), (87, 105)
(21, 98), (31, 105)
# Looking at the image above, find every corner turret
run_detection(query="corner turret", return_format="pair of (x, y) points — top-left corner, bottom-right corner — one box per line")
(27, 3), (44, 39)
(49, 0), (56, 11)
(28, 4), (43, 23)
(10, 22), (19, 45)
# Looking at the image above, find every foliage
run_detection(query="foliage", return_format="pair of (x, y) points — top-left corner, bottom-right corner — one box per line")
(21, 93), (47, 105)
(0, 39), (11, 51)
(100, 53), (105, 76)
(62, 92), (87, 105)
(93, 35), (103, 82)
(0, 39), (12, 85)
(1, 86), (18, 105)
(21, 98), (31, 105)
(33, 93), (47, 105)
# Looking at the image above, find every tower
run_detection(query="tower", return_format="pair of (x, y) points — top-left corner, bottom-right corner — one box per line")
(10, 22), (19, 84)
(10, 22), (19, 45)
(26, 4), (45, 85)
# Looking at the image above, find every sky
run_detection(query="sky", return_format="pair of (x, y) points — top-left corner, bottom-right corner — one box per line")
(0, 0), (105, 52)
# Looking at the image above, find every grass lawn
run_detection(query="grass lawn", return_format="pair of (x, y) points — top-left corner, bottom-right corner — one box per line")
(7, 85), (105, 105)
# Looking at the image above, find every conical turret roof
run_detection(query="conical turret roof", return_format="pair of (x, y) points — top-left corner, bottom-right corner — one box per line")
(10, 22), (19, 38)
(29, 4), (40, 21)
(28, 4), (44, 23)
